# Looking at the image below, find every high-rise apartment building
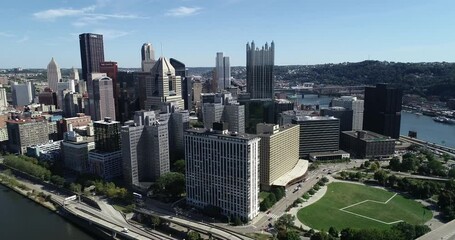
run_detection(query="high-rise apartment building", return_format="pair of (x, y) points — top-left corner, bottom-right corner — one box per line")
(146, 57), (184, 110)
(141, 43), (156, 72)
(292, 116), (340, 158)
(185, 125), (260, 221)
(215, 52), (231, 91)
(62, 90), (83, 118)
(47, 57), (61, 92)
(79, 33), (105, 82)
(222, 103), (245, 133)
(331, 96), (364, 131)
(61, 130), (95, 173)
(168, 110), (189, 162)
(38, 87), (57, 107)
(363, 84), (402, 139)
(256, 123), (300, 190)
(90, 74), (116, 121)
(121, 111), (170, 187)
(246, 41), (274, 99)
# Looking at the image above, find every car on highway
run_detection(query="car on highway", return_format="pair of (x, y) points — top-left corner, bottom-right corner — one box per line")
(121, 228), (129, 233)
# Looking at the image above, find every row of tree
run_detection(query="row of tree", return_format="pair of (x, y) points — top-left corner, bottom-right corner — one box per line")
(309, 222), (430, 240)
(3, 155), (52, 181)
(260, 187), (285, 211)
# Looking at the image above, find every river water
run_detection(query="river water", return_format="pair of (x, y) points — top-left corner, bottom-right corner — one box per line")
(0, 184), (95, 240)
(299, 95), (455, 148)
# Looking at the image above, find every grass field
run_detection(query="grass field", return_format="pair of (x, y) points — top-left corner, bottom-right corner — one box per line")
(297, 182), (432, 231)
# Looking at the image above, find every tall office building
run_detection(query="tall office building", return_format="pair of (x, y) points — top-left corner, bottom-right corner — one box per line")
(79, 33), (105, 82)
(141, 43), (156, 72)
(70, 67), (79, 81)
(215, 52), (231, 91)
(62, 91), (83, 118)
(168, 110), (190, 162)
(90, 74), (116, 121)
(61, 130), (95, 173)
(257, 123), (301, 190)
(192, 79), (202, 110)
(331, 96), (364, 130)
(7, 119), (50, 154)
(170, 58), (192, 110)
(185, 125), (260, 221)
(121, 111), (169, 187)
(12, 82), (35, 107)
(100, 61), (119, 119)
(38, 87), (57, 106)
(321, 107), (353, 132)
(89, 118), (122, 179)
(47, 57), (61, 92)
(246, 41), (275, 99)
(0, 87), (8, 110)
(363, 84), (402, 139)
(145, 57), (184, 110)
(222, 103), (245, 133)
(292, 116), (340, 158)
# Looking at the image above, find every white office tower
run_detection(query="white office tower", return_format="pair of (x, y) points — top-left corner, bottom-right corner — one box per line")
(145, 57), (184, 110)
(70, 67), (79, 81)
(0, 87), (8, 110)
(185, 125), (260, 221)
(12, 82), (34, 107)
(121, 111), (170, 188)
(331, 96), (364, 130)
(215, 52), (231, 91)
(141, 43), (156, 72)
(69, 79), (76, 93)
(47, 57), (61, 92)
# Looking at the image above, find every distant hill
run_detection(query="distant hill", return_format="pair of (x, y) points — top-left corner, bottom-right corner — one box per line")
(189, 61), (455, 99)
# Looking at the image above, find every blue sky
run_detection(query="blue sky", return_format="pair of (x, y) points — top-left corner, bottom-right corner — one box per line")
(1, 0), (455, 68)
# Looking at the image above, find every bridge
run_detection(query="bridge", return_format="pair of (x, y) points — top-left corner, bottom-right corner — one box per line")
(400, 135), (455, 157)
(275, 85), (365, 96)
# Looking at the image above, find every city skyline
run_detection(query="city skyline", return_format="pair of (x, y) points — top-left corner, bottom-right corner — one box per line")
(1, 0), (455, 68)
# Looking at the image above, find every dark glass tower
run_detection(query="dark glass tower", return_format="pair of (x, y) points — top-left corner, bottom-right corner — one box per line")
(79, 33), (105, 82)
(170, 58), (192, 110)
(363, 83), (403, 139)
(246, 41), (275, 99)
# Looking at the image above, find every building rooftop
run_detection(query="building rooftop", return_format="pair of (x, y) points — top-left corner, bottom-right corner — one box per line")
(295, 115), (338, 121)
(342, 130), (394, 142)
(186, 128), (259, 141)
(272, 159), (309, 187)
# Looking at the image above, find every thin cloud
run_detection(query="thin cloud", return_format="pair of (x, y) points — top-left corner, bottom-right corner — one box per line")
(33, 6), (96, 20)
(92, 29), (132, 40)
(0, 32), (15, 37)
(166, 6), (202, 17)
(17, 36), (29, 43)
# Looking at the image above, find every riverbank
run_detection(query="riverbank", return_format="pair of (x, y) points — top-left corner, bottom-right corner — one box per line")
(0, 171), (109, 240)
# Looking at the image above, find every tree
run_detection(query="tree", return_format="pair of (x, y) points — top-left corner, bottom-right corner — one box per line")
(355, 172), (363, 181)
(150, 216), (161, 230)
(449, 168), (455, 179)
(272, 187), (285, 200)
(233, 216), (243, 226)
(310, 231), (329, 240)
(442, 153), (452, 162)
(391, 222), (415, 240)
(260, 198), (271, 211)
(50, 175), (65, 187)
(69, 183), (82, 193)
(275, 214), (295, 231)
(414, 224), (431, 238)
(173, 159), (185, 174)
(187, 231), (201, 240)
(389, 157), (401, 171)
(402, 154), (418, 172)
(329, 226), (339, 237)
(153, 172), (185, 197)
(374, 170), (388, 186)
(286, 231), (300, 240)
(369, 163), (379, 172)
(387, 174), (398, 187)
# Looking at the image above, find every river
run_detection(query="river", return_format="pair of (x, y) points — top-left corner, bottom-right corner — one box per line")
(299, 95), (455, 148)
(0, 184), (95, 240)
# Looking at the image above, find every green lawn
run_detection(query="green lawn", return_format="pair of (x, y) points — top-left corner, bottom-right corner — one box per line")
(297, 182), (432, 231)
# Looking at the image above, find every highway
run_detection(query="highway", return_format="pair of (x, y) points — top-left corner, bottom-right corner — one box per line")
(400, 135), (455, 157)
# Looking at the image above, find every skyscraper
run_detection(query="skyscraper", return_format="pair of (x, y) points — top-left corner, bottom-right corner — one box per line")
(146, 57), (184, 110)
(79, 33), (105, 82)
(12, 82), (35, 107)
(215, 52), (231, 91)
(141, 43), (156, 72)
(92, 74), (116, 121)
(100, 61), (119, 120)
(69, 67), (79, 81)
(363, 84), (402, 139)
(246, 41), (275, 99)
(122, 111), (169, 187)
(185, 125), (260, 221)
(47, 57), (61, 92)
(170, 58), (192, 111)
(331, 96), (364, 130)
